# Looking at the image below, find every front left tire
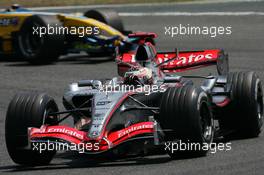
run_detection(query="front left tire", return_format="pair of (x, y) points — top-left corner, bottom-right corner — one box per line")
(18, 15), (65, 64)
(5, 92), (58, 165)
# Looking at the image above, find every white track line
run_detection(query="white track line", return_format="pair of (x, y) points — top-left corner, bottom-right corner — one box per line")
(119, 12), (264, 16)
(29, 0), (264, 11)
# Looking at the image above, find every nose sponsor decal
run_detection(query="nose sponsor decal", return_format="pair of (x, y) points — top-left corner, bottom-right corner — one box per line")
(117, 122), (154, 138)
(30, 126), (85, 140)
(0, 17), (19, 26)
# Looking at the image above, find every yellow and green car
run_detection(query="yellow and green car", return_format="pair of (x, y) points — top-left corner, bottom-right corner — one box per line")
(0, 5), (135, 64)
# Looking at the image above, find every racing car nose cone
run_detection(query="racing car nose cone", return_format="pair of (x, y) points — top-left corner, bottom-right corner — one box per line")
(87, 92), (125, 139)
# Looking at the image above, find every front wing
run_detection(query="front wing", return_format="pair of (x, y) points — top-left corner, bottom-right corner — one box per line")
(29, 122), (154, 153)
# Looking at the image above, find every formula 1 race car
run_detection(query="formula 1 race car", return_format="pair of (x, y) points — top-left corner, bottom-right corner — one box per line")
(0, 5), (141, 64)
(5, 32), (263, 165)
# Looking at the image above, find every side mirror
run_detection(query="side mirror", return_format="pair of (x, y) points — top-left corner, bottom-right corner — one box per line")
(78, 80), (102, 89)
(163, 76), (182, 83)
(78, 80), (94, 87)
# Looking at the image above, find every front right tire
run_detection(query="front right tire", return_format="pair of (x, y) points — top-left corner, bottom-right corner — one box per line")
(84, 9), (124, 32)
(159, 86), (214, 158)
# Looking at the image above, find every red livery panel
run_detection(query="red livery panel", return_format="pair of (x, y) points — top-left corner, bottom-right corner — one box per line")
(29, 122), (154, 152)
(118, 49), (221, 74)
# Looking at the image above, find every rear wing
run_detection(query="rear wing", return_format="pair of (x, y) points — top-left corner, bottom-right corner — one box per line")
(117, 49), (229, 76)
(156, 49), (229, 75)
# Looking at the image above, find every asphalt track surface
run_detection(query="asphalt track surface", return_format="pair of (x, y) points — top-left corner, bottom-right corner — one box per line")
(0, 1), (264, 175)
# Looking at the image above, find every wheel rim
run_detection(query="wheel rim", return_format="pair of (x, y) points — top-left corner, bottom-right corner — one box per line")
(257, 82), (263, 127)
(42, 107), (57, 125)
(200, 102), (213, 141)
(20, 23), (44, 57)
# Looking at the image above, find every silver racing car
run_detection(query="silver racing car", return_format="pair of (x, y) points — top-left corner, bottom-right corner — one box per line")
(5, 32), (263, 165)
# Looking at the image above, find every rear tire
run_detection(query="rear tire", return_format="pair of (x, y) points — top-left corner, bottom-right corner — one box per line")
(18, 15), (65, 64)
(84, 9), (124, 32)
(219, 72), (263, 138)
(5, 93), (58, 165)
(159, 86), (214, 158)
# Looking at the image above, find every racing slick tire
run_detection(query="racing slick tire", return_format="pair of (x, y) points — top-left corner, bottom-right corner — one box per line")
(159, 86), (214, 158)
(5, 93), (59, 165)
(84, 9), (124, 32)
(219, 72), (263, 139)
(18, 15), (65, 64)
